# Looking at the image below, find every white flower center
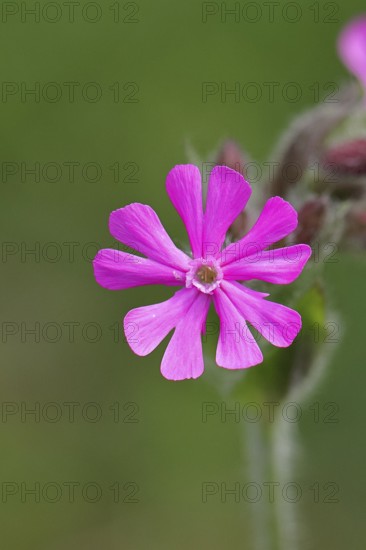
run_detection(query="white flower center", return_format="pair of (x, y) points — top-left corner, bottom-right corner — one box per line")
(185, 258), (223, 295)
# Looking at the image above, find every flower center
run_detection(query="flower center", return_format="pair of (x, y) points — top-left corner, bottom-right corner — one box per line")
(196, 265), (217, 285)
(185, 258), (223, 295)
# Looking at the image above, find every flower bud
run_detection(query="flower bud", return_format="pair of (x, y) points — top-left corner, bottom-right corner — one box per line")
(216, 139), (246, 175)
(216, 140), (249, 240)
(323, 138), (366, 175)
(269, 84), (359, 197)
(294, 198), (327, 245)
(320, 134), (366, 199)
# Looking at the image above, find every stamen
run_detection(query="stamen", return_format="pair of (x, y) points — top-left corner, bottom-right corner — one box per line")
(185, 258), (222, 294)
(196, 265), (217, 284)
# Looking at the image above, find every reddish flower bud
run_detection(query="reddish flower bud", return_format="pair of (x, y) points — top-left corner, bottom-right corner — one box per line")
(216, 140), (249, 240)
(216, 139), (246, 175)
(323, 138), (366, 175)
(269, 84), (359, 197)
(294, 198), (327, 245)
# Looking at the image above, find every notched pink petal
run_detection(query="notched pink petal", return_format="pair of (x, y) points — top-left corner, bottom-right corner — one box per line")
(221, 197), (298, 266)
(203, 166), (252, 257)
(213, 289), (263, 370)
(166, 165), (203, 259)
(124, 288), (197, 356)
(222, 281), (302, 348)
(109, 203), (190, 271)
(160, 292), (211, 381)
(93, 249), (185, 290)
(222, 244), (312, 284)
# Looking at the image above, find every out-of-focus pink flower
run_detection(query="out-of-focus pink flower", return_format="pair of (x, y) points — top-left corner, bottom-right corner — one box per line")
(338, 16), (366, 94)
(93, 165), (311, 381)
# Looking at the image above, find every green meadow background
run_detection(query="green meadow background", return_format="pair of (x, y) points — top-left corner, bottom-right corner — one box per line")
(1, 0), (365, 548)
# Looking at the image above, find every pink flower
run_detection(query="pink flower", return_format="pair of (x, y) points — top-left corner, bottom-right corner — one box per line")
(93, 165), (311, 381)
(338, 16), (366, 95)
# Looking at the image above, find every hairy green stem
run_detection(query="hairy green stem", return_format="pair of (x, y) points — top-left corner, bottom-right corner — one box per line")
(243, 416), (302, 550)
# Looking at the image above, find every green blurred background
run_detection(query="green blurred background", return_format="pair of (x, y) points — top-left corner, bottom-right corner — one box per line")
(1, 0), (366, 548)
